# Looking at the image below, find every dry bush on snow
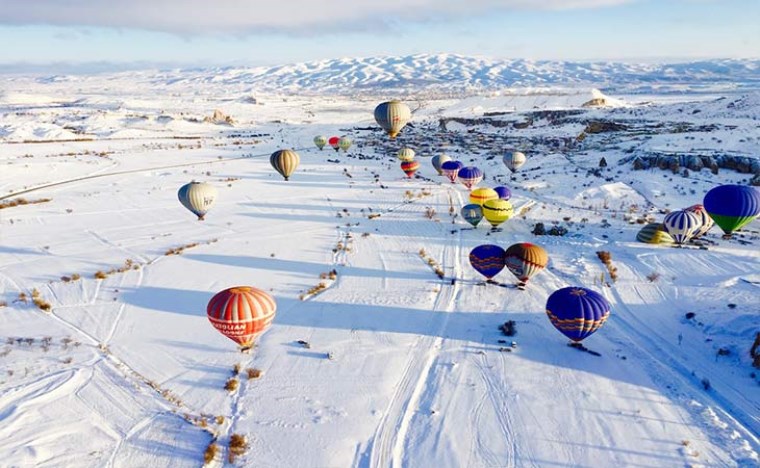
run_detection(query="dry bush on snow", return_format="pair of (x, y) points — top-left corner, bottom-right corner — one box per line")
(224, 378), (239, 392)
(0, 198), (52, 210)
(203, 442), (218, 464)
(228, 434), (248, 462)
(596, 251), (619, 282)
(246, 368), (263, 380)
(31, 289), (52, 312)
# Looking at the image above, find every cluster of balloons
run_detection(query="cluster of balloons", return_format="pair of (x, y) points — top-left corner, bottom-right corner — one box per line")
(639, 184), (760, 245)
(173, 100), (418, 350)
(463, 186), (513, 229)
(469, 243), (607, 343)
(469, 243), (549, 289)
(316, 136), (352, 153)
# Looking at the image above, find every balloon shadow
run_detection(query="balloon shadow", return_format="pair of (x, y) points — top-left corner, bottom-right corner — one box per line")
(120, 286), (211, 316)
(186, 253), (435, 282)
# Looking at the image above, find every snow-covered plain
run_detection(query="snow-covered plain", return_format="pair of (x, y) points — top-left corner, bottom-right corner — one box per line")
(0, 67), (759, 468)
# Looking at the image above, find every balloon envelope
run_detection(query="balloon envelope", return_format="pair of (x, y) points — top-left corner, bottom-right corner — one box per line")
(504, 151), (527, 173)
(469, 245), (506, 280)
(207, 286), (276, 350)
(482, 199), (513, 227)
(504, 243), (548, 284)
(398, 148), (416, 162)
(400, 161), (420, 178)
(457, 166), (483, 190)
(461, 204), (483, 227)
(663, 210), (701, 244)
(178, 181), (217, 221)
(470, 187), (499, 206)
(441, 160), (464, 183)
(684, 204), (714, 238)
(314, 135), (327, 150)
(270, 149), (300, 181)
(328, 136), (340, 152)
(338, 136), (352, 152)
(494, 186), (512, 200)
(703, 185), (760, 235)
(374, 100), (412, 139)
(431, 154), (452, 175)
(546, 287), (610, 342)
(636, 223), (675, 245)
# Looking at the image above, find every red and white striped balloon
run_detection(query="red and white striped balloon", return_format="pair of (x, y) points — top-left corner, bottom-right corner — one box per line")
(206, 286), (276, 351)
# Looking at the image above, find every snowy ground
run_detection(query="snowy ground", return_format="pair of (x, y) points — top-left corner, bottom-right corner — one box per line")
(0, 76), (758, 468)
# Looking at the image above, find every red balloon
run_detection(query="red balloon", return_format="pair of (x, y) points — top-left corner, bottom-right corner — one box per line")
(328, 136), (340, 152)
(207, 286), (276, 351)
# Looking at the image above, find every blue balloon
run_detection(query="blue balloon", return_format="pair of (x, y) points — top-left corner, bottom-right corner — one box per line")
(494, 186), (512, 200)
(461, 204), (483, 227)
(469, 245), (505, 280)
(703, 184), (760, 235)
(546, 287), (610, 342)
(441, 160), (464, 171)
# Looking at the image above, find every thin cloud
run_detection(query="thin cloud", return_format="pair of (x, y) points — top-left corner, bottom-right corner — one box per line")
(0, 0), (637, 34)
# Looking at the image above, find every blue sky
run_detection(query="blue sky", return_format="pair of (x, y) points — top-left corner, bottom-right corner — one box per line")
(0, 0), (757, 66)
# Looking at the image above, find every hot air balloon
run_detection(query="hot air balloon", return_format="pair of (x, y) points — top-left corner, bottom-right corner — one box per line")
(441, 160), (464, 183)
(494, 186), (512, 200)
(338, 136), (352, 152)
(328, 136), (340, 152)
(457, 166), (483, 191)
(374, 100), (411, 139)
(470, 187), (499, 206)
(207, 286), (276, 352)
(314, 135), (327, 150)
(546, 287), (610, 343)
(401, 161), (420, 178)
(270, 149), (300, 181)
(432, 154), (452, 175)
(461, 204), (483, 228)
(397, 148), (416, 162)
(663, 210), (701, 245)
(482, 199), (513, 228)
(504, 243), (548, 289)
(703, 185), (760, 237)
(636, 223), (675, 245)
(469, 245), (505, 281)
(684, 204), (714, 238)
(504, 151), (527, 173)
(178, 181), (217, 221)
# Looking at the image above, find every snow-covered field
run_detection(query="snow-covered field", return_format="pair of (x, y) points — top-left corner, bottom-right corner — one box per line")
(0, 70), (758, 468)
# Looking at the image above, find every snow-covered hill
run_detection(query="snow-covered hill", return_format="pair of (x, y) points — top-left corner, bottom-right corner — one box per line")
(12, 54), (760, 95)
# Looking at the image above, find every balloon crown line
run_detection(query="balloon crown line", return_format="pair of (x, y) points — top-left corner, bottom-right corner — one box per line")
(570, 289), (588, 296)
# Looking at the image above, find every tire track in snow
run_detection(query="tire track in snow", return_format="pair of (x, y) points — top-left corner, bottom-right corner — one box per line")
(367, 186), (463, 468)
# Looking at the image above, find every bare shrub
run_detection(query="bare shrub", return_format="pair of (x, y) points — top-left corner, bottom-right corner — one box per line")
(203, 442), (218, 464)
(224, 378), (239, 392)
(228, 434), (248, 462)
